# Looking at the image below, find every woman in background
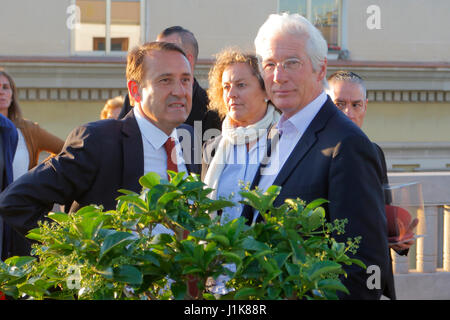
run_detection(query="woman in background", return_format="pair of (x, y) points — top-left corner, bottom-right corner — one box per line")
(0, 71), (64, 180)
(100, 95), (125, 120)
(202, 48), (280, 225)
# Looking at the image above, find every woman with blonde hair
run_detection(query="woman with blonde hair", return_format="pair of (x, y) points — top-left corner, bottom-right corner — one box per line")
(202, 48), (280, 225)
(0, 70), (64, 180)
(100, 95), (125, 120)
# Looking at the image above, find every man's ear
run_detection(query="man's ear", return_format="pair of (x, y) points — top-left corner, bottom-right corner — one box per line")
(317, 58), (328, 82)
(127, 80), (141, 104)
(186, 53), (195, 69)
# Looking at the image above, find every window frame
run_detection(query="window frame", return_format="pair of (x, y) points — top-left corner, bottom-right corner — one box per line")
(70, 0), (146, 56)
(277, 0), (347, 59)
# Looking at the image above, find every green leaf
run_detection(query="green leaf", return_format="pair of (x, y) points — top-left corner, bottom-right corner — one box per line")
(182, 266), (203, 275)
(242, 237), (270, 251)
(306, 261), (342, 281)
(221, 252), (242, 266)
(99, 231), (136, 258)
(305, 198), (329, 211)
(317, 279), (349, 294)
(348, 258), (367, 269)
(26, 228), (42, 241)
(139, 172), (162, 188)
(157, 191), (183, 207)
(234, 287), (260, 299)
(171, 281), (187, 300)
(112, 265), (143, 286)
(48, 212), (70, 224)
(206, 233), (230, 247)
(5, 256), (36, 268)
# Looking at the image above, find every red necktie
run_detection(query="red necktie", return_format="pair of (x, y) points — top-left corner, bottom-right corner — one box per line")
(163, 137), (178, 173)
(164, 137), (198, 297)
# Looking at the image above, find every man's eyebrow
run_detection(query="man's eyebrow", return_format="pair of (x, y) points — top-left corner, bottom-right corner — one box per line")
(157, 72), (192, 78)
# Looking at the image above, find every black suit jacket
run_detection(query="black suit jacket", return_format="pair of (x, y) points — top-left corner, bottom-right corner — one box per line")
(244, 97), (391, 300)
(0, 111), (200, 246)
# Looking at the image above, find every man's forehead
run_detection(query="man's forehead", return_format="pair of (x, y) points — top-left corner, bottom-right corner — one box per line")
(143, 50), (191, 75)
(260, 33), (308, 59)
(332, 81), (365, 99)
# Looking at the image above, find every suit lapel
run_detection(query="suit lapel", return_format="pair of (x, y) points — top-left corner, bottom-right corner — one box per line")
(121, 111), (144, 193)
(272, 97), (337, 187)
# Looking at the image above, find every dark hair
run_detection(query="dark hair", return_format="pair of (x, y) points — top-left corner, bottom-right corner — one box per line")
(0, 70), (23, 122)
(328, 70), (367, 97)
(126, 41), (187, 85)
(158, 26), (199, 63)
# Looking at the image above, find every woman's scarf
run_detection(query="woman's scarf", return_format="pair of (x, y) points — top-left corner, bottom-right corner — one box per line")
(204, 103), (280, 201)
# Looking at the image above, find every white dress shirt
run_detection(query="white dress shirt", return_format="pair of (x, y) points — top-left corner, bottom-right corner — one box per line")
(133, 106), (187, 236)
(133, 106), (187, 179)
(216, 138), (267, 224)
(255, 91), (327, 223)
(12, 128), (30, 181)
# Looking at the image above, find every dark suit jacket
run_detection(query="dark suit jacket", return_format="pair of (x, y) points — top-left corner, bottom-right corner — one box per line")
(0, 111), (200, 248)
(243, 97), (391, 300)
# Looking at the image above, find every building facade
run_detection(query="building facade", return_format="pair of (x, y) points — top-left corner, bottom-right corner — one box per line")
(1, 0), (449, 171)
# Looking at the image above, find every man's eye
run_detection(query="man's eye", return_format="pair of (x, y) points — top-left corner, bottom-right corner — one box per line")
(285, 60), (299, 68)
(263, 62), (276, 70)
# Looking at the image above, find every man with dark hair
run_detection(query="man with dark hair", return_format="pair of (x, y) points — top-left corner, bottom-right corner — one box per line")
(327, 70), (414, 299)
(0, 42), (200, 239)
(119, 26), (222, 139)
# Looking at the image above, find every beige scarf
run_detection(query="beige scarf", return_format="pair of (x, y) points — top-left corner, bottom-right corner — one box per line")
(204, 103), (280, 202)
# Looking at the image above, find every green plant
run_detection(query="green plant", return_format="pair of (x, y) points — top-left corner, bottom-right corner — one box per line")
(0, 172), (364, 300)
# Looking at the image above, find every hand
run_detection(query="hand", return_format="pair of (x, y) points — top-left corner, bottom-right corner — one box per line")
(389, 239), (414, 252)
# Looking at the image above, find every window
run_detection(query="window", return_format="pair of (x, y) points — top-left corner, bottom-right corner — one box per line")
(72, 0), (145, 54)
(278, 0), (342, 51)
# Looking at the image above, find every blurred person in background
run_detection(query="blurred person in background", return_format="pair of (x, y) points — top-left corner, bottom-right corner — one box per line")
(100, 95), (125, 120)
(0, 70), (64, 260)
(0, 71), (64, 181)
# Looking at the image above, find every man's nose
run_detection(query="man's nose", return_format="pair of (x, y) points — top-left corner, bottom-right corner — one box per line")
(273, 65), (288, 83)
(171, 80), (189, 96)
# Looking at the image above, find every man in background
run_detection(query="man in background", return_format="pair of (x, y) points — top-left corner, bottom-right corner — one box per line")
(327, 70), (415, 299)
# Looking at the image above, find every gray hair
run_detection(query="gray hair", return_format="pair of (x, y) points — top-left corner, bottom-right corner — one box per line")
(327, 70), (367, 99)
(254, 13), (328, 73)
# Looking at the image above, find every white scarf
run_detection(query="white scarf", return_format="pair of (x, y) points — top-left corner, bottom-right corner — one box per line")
(204, 103), (280, 202)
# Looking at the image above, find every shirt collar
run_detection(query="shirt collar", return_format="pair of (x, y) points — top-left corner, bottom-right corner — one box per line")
(277, 91), (327, 135)
(133, 106), (178, 149)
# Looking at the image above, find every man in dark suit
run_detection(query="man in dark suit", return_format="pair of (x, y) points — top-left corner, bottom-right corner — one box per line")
(244, 13), (391, 299)
(0, 41), (200, 244)
(119, 26), (222, 139)
(327, 70), (415, 299)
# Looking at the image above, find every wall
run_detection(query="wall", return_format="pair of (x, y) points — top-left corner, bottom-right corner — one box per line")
(346, 0), (450, 62)
(0, 0), (71, 56)
(20, 100), (105, 141)
(146, 0), (277, 59)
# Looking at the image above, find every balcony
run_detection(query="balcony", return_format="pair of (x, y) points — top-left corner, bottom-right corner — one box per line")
(388, 172), (450, 299)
